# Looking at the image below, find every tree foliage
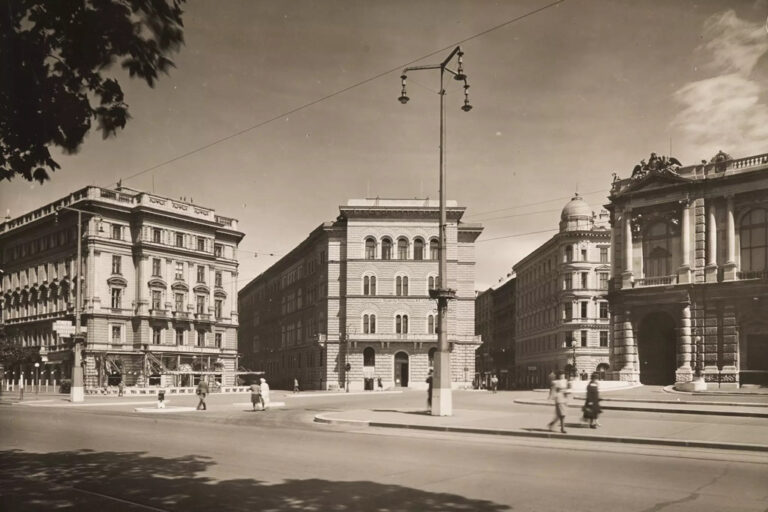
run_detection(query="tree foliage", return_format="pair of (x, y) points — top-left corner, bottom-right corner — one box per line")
(0, 0), (186, 183)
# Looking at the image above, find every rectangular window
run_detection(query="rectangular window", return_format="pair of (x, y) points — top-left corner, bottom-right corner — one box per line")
(581, 330), (588, 347)
(564, 304), (573, 322)
(175, 232), (184, 247)
(197, 237), (205, 251)
(176, 329), (185, 345)
(215, 299), (223, 319)
(152, 258), (161, 277)
(600, 247), (609, 263)
(197, 330), (205, 347)
(600, 331), (609, 347)
(215, 333), (222, 348)
(214, 244), (223, 258)
(581, 248), (587, 261)
(599, 302), (609, 319)
(153, 228), (162, 243)
(175, 262), (183, 280)
(581, 272), (588, 289)
(152, 290), (162, 310)
(196, 295), (205, 314)
(563, 273), (572, 290)
(111, 325), (121, 344)
(196, 265), (205, 283)
(175, 293), (184, 312)
(111, 288), (122, 309)
(111, 225), (121, 240)
(111, 255), (121, 274)
(581, 301), (588, 319)
(215, 271), (222, 287)
(153, 327), (162, 345)
(599, 272), (609, 290)
(565, 333), (573, 348)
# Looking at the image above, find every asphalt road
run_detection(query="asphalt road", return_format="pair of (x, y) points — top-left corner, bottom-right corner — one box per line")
(1, 390), (767, 512)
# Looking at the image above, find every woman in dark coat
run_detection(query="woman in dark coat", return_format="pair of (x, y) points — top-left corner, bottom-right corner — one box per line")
(582, 372), (602, 428)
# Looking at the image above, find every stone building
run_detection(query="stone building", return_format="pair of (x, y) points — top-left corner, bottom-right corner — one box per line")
(474, 276), (516, 389)
(608, 151), (768, 388)
(238, 198), (483, 391)
(0, 186), (244, 389)
(513, 194), (612, 388)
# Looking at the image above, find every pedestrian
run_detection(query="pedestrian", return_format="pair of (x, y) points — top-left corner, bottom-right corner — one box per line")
(196, 379), (209, 410)
(547, 370), (571, 434)
(293, 377), (300, 393)
(426, 369), (433, 410)
(490, 374), (499, 393)
(377, 376), (383, 391)
(118, 381), (125, 397)
(582, 372), (602, 428)
(259, 377), (270, 410)
(19, 372), (25, 401)
(157, 387), (166, 409)
(249, 381), (261, 411)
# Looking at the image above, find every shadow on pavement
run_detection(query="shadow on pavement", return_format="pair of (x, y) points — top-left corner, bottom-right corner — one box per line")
(0, 449), (509, 512)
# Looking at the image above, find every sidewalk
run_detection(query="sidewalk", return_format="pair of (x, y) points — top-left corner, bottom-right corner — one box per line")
(315, 400), (768, 453)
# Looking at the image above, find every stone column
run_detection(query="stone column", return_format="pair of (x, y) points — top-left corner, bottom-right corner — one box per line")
(705, 202), (718, 282)
(230, 269), (239, 324)
(723, 195), (737, 281)
(675, 302), (693, 384)
(678, 200), (692, 284)
(136, 256), (148, 315)
(621, 210), (634, 288)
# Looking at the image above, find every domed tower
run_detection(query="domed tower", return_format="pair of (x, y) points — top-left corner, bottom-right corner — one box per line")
(559, 193), (594, 232)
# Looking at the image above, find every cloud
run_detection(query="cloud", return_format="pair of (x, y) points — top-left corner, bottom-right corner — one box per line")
(672, 9), (768, 160)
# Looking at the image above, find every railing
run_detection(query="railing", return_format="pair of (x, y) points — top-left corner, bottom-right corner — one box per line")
(149, 309), (168, 318)
(633, 275), (677, 287)
(195, 313), (212, 323)
(173, 311), (191, 321)
(737, 270), (768, 280)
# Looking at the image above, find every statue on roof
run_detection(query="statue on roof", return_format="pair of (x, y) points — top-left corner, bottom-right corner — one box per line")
(631, 153), (682, 179)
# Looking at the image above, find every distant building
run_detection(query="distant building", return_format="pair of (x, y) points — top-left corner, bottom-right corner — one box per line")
(513, 194), (612, 388)
(607, 151), (768, 388)
(238, 199), (483, 391)
(474, 287), (494, 388)
(474, 277), (516, 389)
(0, 186), (244, 389)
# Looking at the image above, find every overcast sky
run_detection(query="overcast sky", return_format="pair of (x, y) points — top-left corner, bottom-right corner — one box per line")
(2, 0), (767, 290)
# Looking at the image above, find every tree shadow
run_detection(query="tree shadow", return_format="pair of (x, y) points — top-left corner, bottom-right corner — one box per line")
(0, 449), (510, 512)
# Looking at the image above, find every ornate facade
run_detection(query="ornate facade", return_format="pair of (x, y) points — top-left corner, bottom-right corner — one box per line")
(238, 199), (483, 391)
(0, 186), (244, 389)
(513, 194), (612, 388)
(608, 151), (768, 388)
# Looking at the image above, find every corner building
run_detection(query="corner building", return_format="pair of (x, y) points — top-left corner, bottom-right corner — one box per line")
(513, 194), (612, 388)
(608, 151), (768, 388)
(0, 186), (244, 389)
(238, 199), (483, 391)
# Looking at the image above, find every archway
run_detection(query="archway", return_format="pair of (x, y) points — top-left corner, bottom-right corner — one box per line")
(596, 363), (610, 380)
(637, 311), (677, 385)
(394, 352), (409, 387)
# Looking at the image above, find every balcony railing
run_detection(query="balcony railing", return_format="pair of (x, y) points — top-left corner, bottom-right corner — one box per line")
(633, 275), (677, 288)
(195, 313), (212, 323)
(149, 309), (168, 318)
(173, 311), (191, 321)
(737, 270), (768, 280)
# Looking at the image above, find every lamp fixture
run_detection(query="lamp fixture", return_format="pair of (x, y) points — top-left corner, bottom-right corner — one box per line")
(398, 74), (409, 104)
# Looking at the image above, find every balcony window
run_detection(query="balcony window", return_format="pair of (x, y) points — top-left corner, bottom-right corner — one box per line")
(175, 293), (184, 312)
(740, 208), (767, 272)
(644, 221), (674, 277)
(196, 295), (205, 314)
(152, 258), (161, 277)
(196, 265), (205, 284)
(111, 288), (122, 309)
(111, 255), (121, 275)
(151, 290), (162, 310)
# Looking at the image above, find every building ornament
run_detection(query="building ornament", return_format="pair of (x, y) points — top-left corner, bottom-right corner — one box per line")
(629, 205), (681, 241)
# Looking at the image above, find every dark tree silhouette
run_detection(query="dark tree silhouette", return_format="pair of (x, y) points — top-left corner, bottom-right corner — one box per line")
(0, 0), (186, 183)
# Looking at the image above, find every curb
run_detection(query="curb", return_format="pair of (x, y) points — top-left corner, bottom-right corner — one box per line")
(662, 385), (768, 397)
(512, 399), (768, 418)
(313, 413), (768, 453)
(284, 390), (403, 399)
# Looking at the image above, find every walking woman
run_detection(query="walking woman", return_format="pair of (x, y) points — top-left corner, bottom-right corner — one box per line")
(547, 371), (570, 434)
(582, 372), (602, 428)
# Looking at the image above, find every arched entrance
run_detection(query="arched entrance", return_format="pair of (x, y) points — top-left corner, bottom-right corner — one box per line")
(394, 352), (409, 387)
(637, 311), (677, 385)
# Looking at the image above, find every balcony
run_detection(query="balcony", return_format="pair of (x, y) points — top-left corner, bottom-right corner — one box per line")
(737, 271), (768, 280)
(173, 311), (191, 322)
(633, 275), (677, 288)
(149, 309), (168, 319)
(195, 313), (213, 324)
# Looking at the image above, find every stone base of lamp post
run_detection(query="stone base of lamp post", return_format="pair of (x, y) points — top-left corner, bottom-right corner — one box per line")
(431, 350), (452, 416)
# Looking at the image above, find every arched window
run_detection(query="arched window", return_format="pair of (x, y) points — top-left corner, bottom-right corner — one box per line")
(428, 275), (438, 292)
(363, 347), (375, 366)
(397, 237), (409, 259)
(395, 275), (409, 296)
(396, 314), (409, 334)
(427, 314), (436, 334)
(363, 314), (376, 334)
(381, 238), (392, 260)
(740, 208), (768, 272)
(363, 275), (377, 296)
(644, 221), (673, 277)
(429, 239), (439, 260)
(414, 238), (425, 260)
(365, 237), (376, 260)
(428, 347), (437, 366)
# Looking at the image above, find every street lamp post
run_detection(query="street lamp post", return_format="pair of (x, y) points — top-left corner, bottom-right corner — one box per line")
(34, 362), (40, 396)
(399, 46), (472, 416)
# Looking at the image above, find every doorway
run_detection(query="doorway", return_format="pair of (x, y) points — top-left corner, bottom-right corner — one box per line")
(742, 334), (768, 385)
(637, 311), (677, 385)
(394, 352), (409, 387)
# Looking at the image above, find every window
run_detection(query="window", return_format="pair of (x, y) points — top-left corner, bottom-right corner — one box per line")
(563, 273), (572, 290)
(176, 329), (185, 345)
(381, 238), (392, 260)
(644, 221), (673, 277)
(111, 255), (121, 274)
(428, 314), (435, 334)
(175, 262), (183, 280)
(365, 237), (376, 260)
(429, 239), (439, 260)
(396, 314), (409, 334)
(151, 290), (162, 310)
(581, 272), (588, 289)
(196, 295), (205, 314)
(564, 303), (573, 322)
(152, 228), (162, 243)
(153, 327), (162, 345)
(215, 332), (222, 348)
(214, 244), (223, 258)
(581, 330), (588, 347)
(196, 265), (205, 283)
(363, 314), (376, 334)
(396, 275), (409, 296)
(215, 299), (223, 319)
(111, 288), (122, 309)
(599, 272), (609, 290)
(197, 330), (205, 347)
(111, 325), (121, 344)
(600, 247), (609, 263)
(397, 238), (408, 259)
(600, 331), (608, 347)
(175, 232), (184, 248)
(152, 258), (161, 277)
(580, 301), (588, 318)
(581, 248), (587, 261)
(215, 271), (222, 287)
(414, 238), (424, 260)
(740, 208), (768, 272)
(111, 224), (122, 240)
(599, 302), (609, 319)
(564, 245), (573, 262)
(197, 237), (205, 251)
(565, 333), (573, 348)
(363, 347), (375, 366)
(363, 275), (376, 296)
(175, 293), (184, 312)
(428, 275), (437, 291)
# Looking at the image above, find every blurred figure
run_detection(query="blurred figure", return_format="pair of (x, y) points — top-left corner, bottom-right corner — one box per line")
(582, 372), (602, 428)
(547, 371), (571, 434)
(259, 377), (270, 410)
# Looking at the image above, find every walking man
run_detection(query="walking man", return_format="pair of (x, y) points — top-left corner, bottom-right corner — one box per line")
(426, 369), (433, 410)
(196, 379), (209, 410)
(547, 370), (571, 433)
(259, 377), (270, 410)
(293, 377), (300, 394)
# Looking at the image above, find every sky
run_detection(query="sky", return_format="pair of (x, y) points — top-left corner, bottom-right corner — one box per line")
(2, 0), (768, 290)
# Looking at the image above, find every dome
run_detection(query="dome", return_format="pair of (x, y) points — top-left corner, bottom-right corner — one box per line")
(560, 193), (592, 221)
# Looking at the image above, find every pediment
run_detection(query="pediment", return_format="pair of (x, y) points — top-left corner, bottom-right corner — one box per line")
(621, 169), (690, 195)
(214, 289), (227, 298)
(193, 284), (210, 294)
(171, 281), (189, 292)
(147, 277), (167, 289)
(107, 276), (128, 287)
